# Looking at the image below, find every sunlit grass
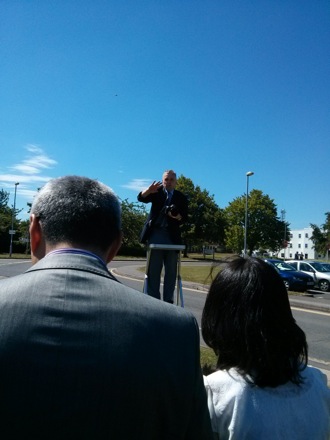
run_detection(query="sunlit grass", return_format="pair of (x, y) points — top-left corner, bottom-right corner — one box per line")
(179, 265), (220, 285)
(3, 252), (306, 295)
(137, 264), (221, 285)
(200, 346), (217, 375)
(0, 253), (30, 259)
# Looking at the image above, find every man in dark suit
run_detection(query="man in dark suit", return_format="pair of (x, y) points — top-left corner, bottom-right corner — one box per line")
(138, 170), (188, 303)
(0, 176), (211, 439)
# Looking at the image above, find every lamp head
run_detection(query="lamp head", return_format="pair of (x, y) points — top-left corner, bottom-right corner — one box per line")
(246, 171), (254, 177)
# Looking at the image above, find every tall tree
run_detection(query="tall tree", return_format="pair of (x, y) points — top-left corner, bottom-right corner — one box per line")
(120, 199), (147, 250)
(310, 212), (330, 257)
(17, 219), (31, 254)
(176, 176), (225, 249)
(224, 189), (289, 255)
(0, 190), (12, 252)
(0, 189), (9, 209)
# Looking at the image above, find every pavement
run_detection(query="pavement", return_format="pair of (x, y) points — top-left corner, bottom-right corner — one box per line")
(111, 260), (330, 385)
(110, 260), (212, 293)
(111, 260), (330, 313)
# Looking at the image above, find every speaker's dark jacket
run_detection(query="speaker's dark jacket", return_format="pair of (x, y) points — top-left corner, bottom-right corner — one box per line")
(137, 186), (188, 244)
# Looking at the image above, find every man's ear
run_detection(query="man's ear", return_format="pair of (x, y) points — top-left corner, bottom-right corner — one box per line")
(105, 231), (123, 264)
(29, 214), (46, 263)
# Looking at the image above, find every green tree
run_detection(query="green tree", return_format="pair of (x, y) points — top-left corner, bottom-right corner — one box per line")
(119, 199), (147, 254)
(0, 190), (12, 252)
(224, 189), (289, 255)
(17, 219), (31, 254)
(176, 176), (225, 250)
(310, 212), (330, 257)
(0, 189), (9, 209)
(0, 189), (28, 254)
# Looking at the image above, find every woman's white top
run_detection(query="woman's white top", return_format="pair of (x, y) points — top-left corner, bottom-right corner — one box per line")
(204, 366), (330, 440)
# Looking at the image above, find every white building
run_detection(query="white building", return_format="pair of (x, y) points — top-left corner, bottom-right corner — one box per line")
(276, 227), (319, 260)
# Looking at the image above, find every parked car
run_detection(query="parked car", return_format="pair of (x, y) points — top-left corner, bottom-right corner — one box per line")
(321, 262), (330, 272)
(264, 259), (315, 292)
(285, 260), (330, 292)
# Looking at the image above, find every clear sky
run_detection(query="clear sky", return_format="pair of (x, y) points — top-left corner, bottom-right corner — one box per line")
(1, 0), (329, 230)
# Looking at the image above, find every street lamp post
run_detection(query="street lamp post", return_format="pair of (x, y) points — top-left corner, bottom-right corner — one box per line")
(281, 209), (287, 259)
(9, 182), (19, 258)
(243, 171), (254, 256)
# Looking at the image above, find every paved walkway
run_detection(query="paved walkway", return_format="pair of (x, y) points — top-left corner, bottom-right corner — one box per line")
(112, 260), (330, 385)
(112, 261), (330, 313)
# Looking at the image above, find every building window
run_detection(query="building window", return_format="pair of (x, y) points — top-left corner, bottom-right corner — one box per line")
(298, 244), (301, 248)
(305, 244), (308, 248)
(298, 234), (301, 238)
(305, 233), (308, 238)
(290, 253), (292, 258)
(290, 234), (293, 238)
(289, 243), (292, 248)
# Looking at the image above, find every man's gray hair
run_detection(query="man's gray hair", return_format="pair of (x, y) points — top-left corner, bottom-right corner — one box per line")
(31, 176), (121, 250)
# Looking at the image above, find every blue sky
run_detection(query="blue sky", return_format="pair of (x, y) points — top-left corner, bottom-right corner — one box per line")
(1, 0), (329, 230)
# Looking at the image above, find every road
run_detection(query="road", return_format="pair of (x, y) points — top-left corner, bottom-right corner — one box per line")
(1, 258), (330, 377)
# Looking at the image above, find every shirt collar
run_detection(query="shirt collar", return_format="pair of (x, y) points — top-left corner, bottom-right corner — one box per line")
(46, 248), (108, 269)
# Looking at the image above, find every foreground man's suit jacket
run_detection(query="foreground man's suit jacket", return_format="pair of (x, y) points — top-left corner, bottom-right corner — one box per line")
(0, 253), (212, 440)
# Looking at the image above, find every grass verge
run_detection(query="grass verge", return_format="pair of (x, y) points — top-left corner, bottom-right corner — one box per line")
(0, 253), (30, 259)
(179, 265), (221, 284)
(200, 346), (217, 375)
(3, 253), (306, 295)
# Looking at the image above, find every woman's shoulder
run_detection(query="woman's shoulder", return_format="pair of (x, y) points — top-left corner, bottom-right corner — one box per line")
(204, 366), (330, 400)
(204, 368), (248, 393)
(303, 365), (328, 383)
(302, 365), (330, 396)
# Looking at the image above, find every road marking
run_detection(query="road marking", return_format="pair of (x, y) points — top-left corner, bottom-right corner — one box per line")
(308, 357), (330, 367)
(111, 270), (143, 283)
(0, 259), (30, 265)
(291, 306), (330, 316)
(111, 270), (208, 293)
(113, 271), (330, 297)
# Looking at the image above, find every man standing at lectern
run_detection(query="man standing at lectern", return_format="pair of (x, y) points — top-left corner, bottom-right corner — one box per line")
(138, 170), (188, 303)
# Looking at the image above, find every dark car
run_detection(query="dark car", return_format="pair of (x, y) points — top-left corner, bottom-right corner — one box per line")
(264, 259), (315, 292)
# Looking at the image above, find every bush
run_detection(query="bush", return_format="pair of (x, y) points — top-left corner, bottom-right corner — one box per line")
(118, 245), (146, 257)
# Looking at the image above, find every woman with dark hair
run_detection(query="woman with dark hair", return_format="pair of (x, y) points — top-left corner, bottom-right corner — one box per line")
(202, 257), (330, 440)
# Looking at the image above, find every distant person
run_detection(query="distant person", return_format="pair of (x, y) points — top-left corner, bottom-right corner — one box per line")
(202, 257), (330, 440)
(138, 170), (188, 303)
(295, 251), (299, 259)
(0, 175), (212, 439)
(300, 252), (304, 260)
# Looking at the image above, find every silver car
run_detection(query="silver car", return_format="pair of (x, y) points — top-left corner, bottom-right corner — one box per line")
(285, 260), (330, 292)
(322, 262), (330, 272)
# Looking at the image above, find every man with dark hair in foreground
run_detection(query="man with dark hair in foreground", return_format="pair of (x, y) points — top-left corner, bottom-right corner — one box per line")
(0, 176), (212, 439)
